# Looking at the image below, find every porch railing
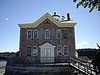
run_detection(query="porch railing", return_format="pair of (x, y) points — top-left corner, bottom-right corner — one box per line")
(7, 56), (69, 65)
(40, 57), (54, 63)
(7, 56), (99, 74)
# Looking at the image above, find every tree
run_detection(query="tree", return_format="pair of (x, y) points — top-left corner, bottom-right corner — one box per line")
(92, 43), (100, 73)
(73, 0), (100, 12)
(92, 52), (100, 73)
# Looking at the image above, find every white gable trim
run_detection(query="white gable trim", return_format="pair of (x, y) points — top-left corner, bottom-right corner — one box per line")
(33, 13), (61, 27)
(18, 13), (77, 28)
(39, 43), (56, 48)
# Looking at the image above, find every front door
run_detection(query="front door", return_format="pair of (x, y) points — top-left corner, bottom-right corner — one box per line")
(44, 48), (51, 57)
(44, 48), (51, 61)
(39, 43), (55, 63)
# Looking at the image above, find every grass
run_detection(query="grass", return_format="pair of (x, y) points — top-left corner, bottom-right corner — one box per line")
(0, 67), (5, 73)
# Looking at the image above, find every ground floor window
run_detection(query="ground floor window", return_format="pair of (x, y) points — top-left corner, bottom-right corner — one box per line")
(32, 46), (38, 56)
(56, 45), (68, 56)
(27, 47), (31, 56)
(57, 46), (62, 56)
(63, 45), (68, 56)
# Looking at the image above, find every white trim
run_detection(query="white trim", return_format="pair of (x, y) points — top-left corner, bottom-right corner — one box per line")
(32, 46), (38, 56)
(56, 29), (62, 39)
(63, 45), (68, 56)
(39, 43), (56, 48)
(39, 43), (55, 62)
(45, 29), (50, 39)
(57, 45), (62, 56)
(44, 48), (51, 57)
(18, 13), (76, 28)
(33, 29), (38, 39)
(27, 30), (32, 39)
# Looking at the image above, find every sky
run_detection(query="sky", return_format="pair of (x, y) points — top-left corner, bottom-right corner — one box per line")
(0, 0), (100, 52)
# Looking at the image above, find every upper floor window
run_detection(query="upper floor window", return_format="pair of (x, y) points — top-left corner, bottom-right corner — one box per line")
(56, 29), (62, 39)
(63, 45), (68, 56)
(45, 30), (50, 39)
(27, 46), (31, 56)
(33, 30), (38, 39)
(63, 30), (67, 39)
(27, 30), (32, 39)
(32, 46), (38, 56)
(57, 46), (62, 56)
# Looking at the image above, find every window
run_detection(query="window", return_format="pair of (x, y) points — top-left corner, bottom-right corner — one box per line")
(33, 30), (38, 39)
(57, 46), (62, 56)
(56, 29), (62, 39)
(63, 45), (68, 56)
(32, 46), (38, 56)
(45, 30), (50, 39)
(63, 30), (67, 39)
(27, 47), (31, 56)
(27, 30), (32, 39)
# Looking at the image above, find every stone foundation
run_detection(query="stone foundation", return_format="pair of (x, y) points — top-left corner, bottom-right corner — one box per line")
(5, 64), (75, 75)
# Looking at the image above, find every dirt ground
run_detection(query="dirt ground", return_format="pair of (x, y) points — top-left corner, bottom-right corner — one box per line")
(0, 67), (5, 73)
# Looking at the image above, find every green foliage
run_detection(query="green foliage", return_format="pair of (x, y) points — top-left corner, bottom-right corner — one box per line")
(77, 48), (99, 59)
(0, 52), (16, 60)
(0, 56), (7, 60)
(92, 52), (100, 71)
(92, 52), (100, 65)
(77, 48), (100, 71)
(73, 0), (100, 12)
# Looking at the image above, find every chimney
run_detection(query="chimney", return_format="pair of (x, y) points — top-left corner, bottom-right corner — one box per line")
(67, 13), (70, 21)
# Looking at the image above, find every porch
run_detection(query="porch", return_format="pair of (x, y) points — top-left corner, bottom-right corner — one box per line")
(6, 56), (99, 75)
(7, 56), (69, 65)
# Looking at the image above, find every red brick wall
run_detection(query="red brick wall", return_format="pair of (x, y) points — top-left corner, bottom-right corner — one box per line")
(19, 19), (76, 58)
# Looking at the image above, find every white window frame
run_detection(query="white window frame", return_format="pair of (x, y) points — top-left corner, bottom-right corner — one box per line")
(32, 46), (38, 56)
(33, 30), (38, 39)
(27, 30), (32, 39)
(45, 29), (50, 39)
(56, 29), (62, 39)
(57, 46), (62, 56)
(63, 45), (68, 56)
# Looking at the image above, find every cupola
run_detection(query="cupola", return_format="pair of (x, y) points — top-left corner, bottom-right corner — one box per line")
(52, 12), (60, 21)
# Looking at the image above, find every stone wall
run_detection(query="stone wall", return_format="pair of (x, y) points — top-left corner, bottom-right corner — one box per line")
(5, 64), (74, 75)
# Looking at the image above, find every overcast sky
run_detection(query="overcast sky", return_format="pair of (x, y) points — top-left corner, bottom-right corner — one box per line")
(0, 0), (100, 52)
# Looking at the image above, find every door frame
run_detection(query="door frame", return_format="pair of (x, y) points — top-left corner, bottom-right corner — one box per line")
(39, 43), (55, 63)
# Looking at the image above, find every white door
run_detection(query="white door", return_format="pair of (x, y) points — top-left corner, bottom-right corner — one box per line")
(39, 43), (55, 63)
(44, 48), (51, 56)
(44, 48), (51, 61)
(41, 48), (54, 62)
